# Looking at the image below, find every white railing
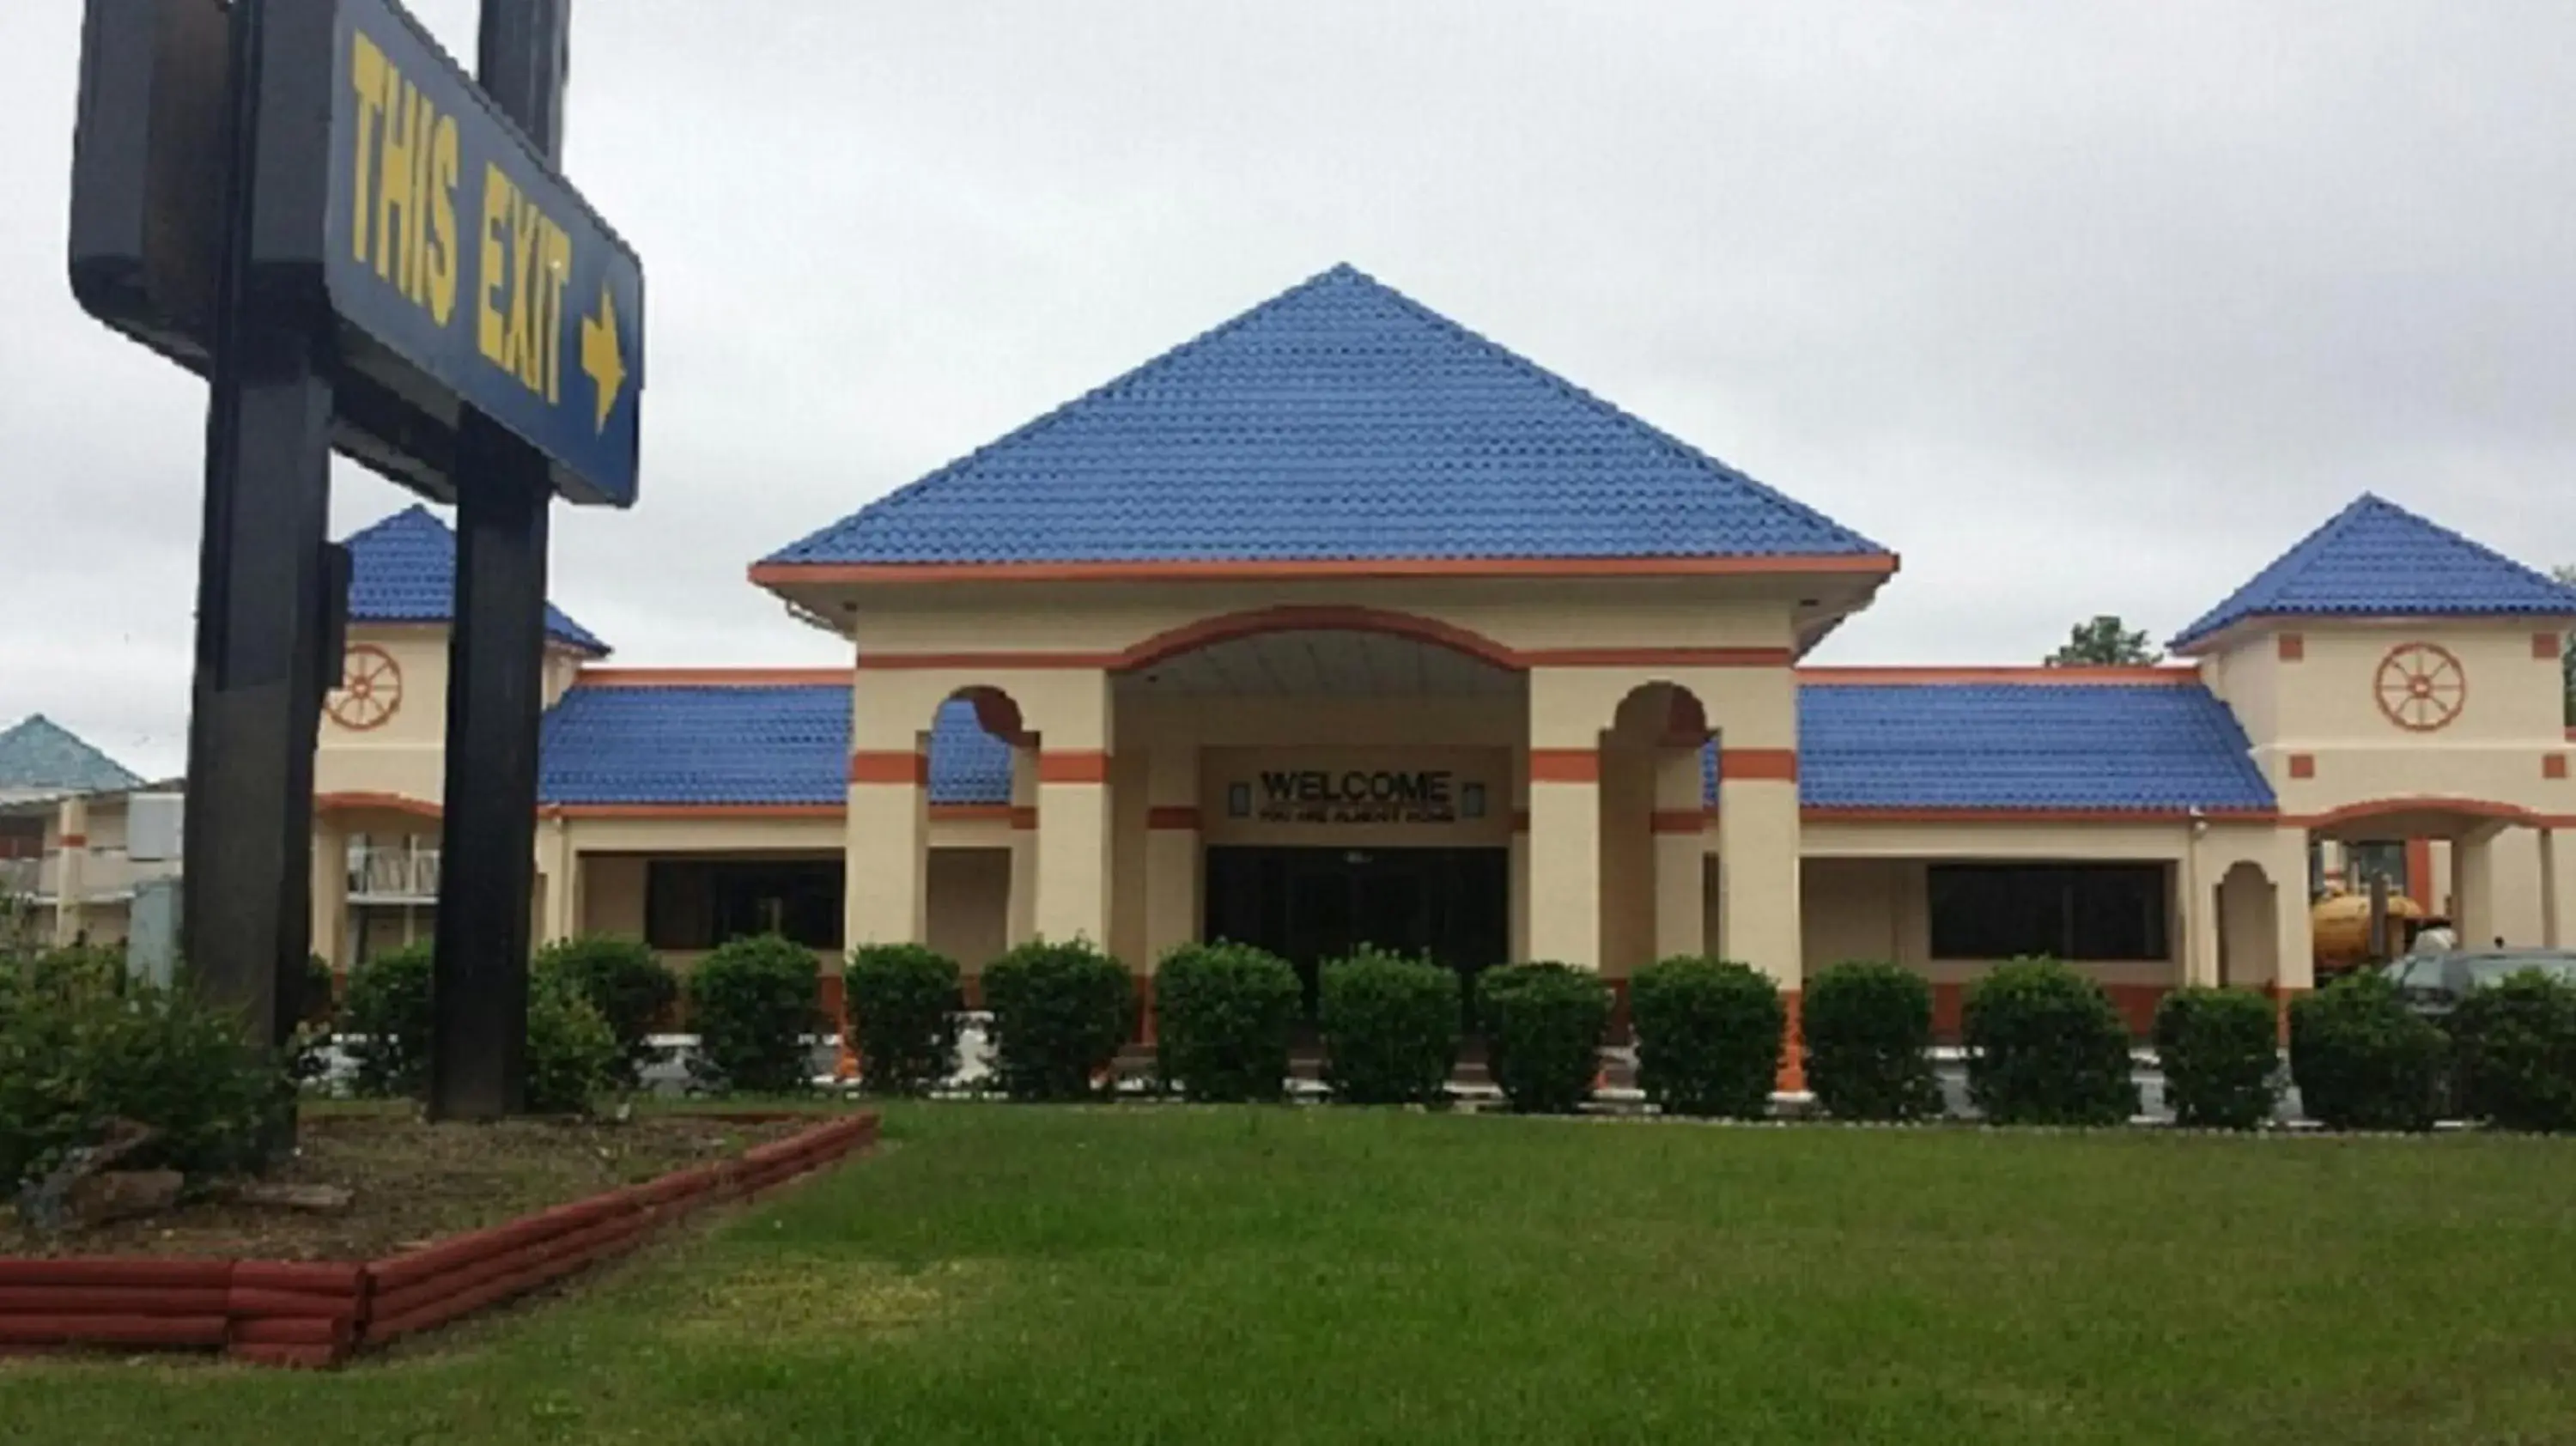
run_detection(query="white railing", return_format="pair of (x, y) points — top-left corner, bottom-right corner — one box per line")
(349, 846), (440, 901)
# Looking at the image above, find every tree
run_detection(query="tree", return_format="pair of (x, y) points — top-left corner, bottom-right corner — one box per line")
(2045, 615), (2160, 667)
(2555, 567), (2576, 726)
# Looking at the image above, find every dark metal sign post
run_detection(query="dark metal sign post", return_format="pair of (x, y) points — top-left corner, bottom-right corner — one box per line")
(70, 0), (644, 1122)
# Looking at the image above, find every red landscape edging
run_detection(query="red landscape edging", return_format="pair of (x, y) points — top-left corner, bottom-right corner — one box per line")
(0, 1111), (879, 1368)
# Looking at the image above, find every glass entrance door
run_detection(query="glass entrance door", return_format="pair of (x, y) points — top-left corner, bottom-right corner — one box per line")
(1203, 847), (1508, 1018)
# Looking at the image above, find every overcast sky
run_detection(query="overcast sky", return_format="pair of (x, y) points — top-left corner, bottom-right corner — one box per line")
(4, 1), (2573, 777)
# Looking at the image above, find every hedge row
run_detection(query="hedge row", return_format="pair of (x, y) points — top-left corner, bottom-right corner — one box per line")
(324, 934), (2576, 1133)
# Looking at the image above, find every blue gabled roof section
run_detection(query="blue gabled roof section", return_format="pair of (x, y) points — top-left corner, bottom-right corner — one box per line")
(2170, 494), (2576, 652)
(538, 688), (1004, 807)
(538, 676), (2272, 817)
(343, 505), (610, 655)
(762, 264), (1886, 568)
(0, 715), (142, 795)
(1776, 680), (2276, 814)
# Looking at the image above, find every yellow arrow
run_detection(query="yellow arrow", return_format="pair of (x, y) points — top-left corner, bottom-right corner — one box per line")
(579, 283), (625, 432)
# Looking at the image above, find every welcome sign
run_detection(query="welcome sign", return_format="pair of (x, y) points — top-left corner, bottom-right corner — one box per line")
(1225, 768), (1487, 826)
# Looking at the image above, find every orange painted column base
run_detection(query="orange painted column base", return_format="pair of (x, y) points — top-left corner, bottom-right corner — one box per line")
(1777, 991), (1806, 1094)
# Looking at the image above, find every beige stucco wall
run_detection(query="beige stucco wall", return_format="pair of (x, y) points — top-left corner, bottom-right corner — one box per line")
(927, 848), (1011, 971)
(314, 623), (592, 805)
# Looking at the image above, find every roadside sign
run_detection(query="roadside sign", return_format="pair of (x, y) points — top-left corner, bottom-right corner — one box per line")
(325, 0), (642, 507)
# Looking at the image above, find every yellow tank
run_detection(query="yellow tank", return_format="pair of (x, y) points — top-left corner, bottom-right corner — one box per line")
(2310, 890), (2425, 970)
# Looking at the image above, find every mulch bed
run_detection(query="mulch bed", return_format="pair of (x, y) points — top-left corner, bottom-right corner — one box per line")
(0, 1109), (808, 1261)
(0, 1109), (879, 1367)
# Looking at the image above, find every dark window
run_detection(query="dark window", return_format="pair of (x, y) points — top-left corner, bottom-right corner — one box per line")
(2346, 841), (2409, 900)
(645, 859), (842, 951)
(1928, 863), (2168, 962)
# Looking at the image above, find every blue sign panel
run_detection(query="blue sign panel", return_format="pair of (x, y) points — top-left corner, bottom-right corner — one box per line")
(323, 0), (641, 506)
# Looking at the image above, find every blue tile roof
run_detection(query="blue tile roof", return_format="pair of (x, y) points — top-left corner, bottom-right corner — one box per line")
(762, 264), (1886, 568)
(343, 506), (610, 654)
(0, 715), (142, 795)
(539, 690), (1002, 807)
(538, 675), (2272, 817)
(2171, 494), (2576, 651)
(1784, 681), (2275, 813)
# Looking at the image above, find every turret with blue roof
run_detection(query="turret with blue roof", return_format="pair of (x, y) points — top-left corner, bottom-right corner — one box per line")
(2170, 493), (2576, 653)
(341, 504), (611, 656)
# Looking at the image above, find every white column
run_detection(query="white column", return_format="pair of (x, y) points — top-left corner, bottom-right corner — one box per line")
(538, 817), (580, 945)
(1652, 747), (1707, 961)
(2543, 829), (2576, 949)
(1034, 674), (1115, 946)
(1525, 750), (1601, 969)
(311, 817), (350, 970)
(1005, 744), (1038, 948)
(2274, 831), (2315, 993)
(1142, 742), (1200, 968)
(51, 795), (88, 948)
(1507, 749), (1532, 963)
(2455, 827), (2500, 948)
(845, 744), (927, 947)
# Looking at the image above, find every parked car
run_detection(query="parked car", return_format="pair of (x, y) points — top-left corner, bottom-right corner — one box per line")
(2381, 948), (2576, 1018)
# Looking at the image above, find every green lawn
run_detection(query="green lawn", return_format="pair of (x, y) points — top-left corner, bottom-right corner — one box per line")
(7, 1107), (2576, 1445)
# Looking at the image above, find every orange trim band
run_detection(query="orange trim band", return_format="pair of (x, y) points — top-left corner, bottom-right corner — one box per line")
(848, 751), (927, 786)
(1119, 605), (1521, 674)
(1146, 805), (1202, 831)
(1649, 810), (1708, 835)
(2285, 796), (2576, 830)
(929, 805), (1015, 824)
(1528, 749), (1600, 783)
(550, 804), (847, 819)
(1803, 806), (2278, 824)
(1010, 805), (1039, 829)
(1719, 748), (1798, 781)
(1796, 665), (2198, 686)
(1521, 646), (1792, 668)
(56, 834), (87, 848)
(856, 651), (1121, 671)
(576, 666), (854, 687)
(1038, 750), (1111, 785)
(316, 791), (443, 819)
(753, 552), (1900, 588)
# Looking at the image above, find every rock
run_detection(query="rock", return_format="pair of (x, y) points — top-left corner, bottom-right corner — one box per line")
(12, 1120), (167, 1233)
(62, 1169), (184, 1227)
(235, 1182), (355, 1213)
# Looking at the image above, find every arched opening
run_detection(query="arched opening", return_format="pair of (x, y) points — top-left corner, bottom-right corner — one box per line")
(2305, 798), (2550, 959)
(925, 685), (1036, 985)
(1598, 682), (1717, 1040)
(2215, 860), (2280, 991)
(1134, 618), (1522, 1032)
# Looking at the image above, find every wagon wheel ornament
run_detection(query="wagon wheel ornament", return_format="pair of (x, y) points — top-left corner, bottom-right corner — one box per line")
(326, 644), (404, 731)
(2374, 642), (2465, 732)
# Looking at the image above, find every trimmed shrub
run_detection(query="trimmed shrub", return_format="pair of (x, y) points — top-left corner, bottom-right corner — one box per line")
(843, 943), (963, 1097)
(2153, 987), (2281, 1131)
(1961, 958), (2138, 1127)
(533, 935), (677, 1088)
(2290, 972), (2447, 1132)
(1802, 961), (1941, 1122)
(0, 962), (293, 1191)
(687, 934), (823, 1095)
(982, 939), (1134, 1102)
(1478, 962), (1612, 1114)
(2446, 970), (2576, 1133)
(1154, 942), (1300, 1103)
(302, 955), (339, 1028)
(1319, 948), (1460, 1107)
(343, 942), (434, 1098)
(523, 976), (620, 1114)
(1631, 957), (1785, 1119)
